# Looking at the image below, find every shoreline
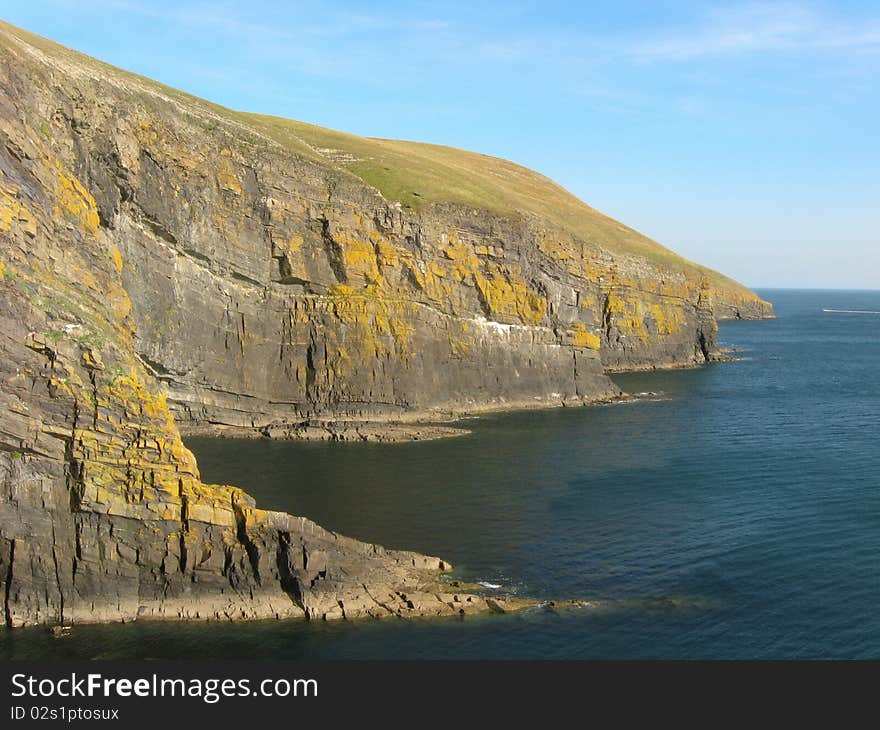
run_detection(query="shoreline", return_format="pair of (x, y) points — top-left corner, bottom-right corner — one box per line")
(15, 592), (613, 636)
(175, 352), (736, 444)
(177, 390), (634, 444)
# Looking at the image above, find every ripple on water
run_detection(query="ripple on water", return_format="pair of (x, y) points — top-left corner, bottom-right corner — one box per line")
(2, 291), (877, 659)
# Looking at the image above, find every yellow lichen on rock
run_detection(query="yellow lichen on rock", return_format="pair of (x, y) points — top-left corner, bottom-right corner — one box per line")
(708, 284), (773, 314)
(0, 188), (19, 231)
(447, 319), (472, 357)
(578, 292), (597, 309)
(286, 234), (304, 253)
(1, 186), (38, 236)
(336, 233), (382, 285)
(441, 234), (481, 280)
(320, 287), (419, 374)
(61, 358), (208, 523)
(51, 160), (100, 235)
(217, 157), (242, 194)
(108, 285), (132, 320)
(136, 120), (160, 146)
(102, 370), (178, 443)
(604, 289), (649, 341)
(647, 302), (684, 335)
(473, 265), (546, 325)
(536, 231), (574, 264)
(375, 239), (403, 268)
(110, 247), (124, 273)
(571, 321), (601, 349)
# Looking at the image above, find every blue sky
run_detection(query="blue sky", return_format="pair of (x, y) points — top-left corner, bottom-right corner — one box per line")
(2, 1), (878, 289)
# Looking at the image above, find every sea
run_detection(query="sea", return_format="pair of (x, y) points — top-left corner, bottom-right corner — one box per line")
(2, 289), (877, 659)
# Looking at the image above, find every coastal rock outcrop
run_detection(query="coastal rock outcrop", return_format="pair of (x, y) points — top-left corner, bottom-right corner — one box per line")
(0, 21), (772, 627)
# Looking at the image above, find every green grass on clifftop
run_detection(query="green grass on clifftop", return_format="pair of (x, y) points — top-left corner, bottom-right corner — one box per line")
(1, 18), (751, 294)
(239, 115), (698, 271)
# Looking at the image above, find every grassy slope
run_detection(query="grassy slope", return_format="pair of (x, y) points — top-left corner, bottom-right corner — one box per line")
(241, 114), (700, 272)
(2, 19), (753, 294)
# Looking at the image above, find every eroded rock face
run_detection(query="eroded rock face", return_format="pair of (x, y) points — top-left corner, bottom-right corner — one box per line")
(0, 24), (772, 438)
(0, 84), (517, 626)
(0, 23), (771, 627)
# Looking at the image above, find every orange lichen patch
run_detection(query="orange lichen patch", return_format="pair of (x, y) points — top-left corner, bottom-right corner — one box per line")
(275, 233), (310, 281)
(473, 265), (546, 325)
(650, 272), (698, 301)
(52, 160), (100, 235)
(435, 232), (492, 282)
(535, 231), (625, 285)
(377, 310), (416, 348)
(537, 231), (616, 284)
(131, 122), (211, 183)
(184, 483), (239, 528)
(328, 283), (354, 297)
(401, 235), (548, 323)
(289, 286), (426, 386)
(449, 338), (469, 357)
(169, 145), (211, 180)
(16, 247), (137, 350)
(428, 260), (446, 278)
(405, 262), (426, 289)
(570, 321), (601, 349)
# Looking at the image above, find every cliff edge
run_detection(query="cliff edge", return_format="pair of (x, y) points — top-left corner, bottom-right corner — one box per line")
(0, 21), (772, 627)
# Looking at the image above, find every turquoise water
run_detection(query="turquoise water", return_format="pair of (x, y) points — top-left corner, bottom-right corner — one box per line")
(2, 289), (878, 659)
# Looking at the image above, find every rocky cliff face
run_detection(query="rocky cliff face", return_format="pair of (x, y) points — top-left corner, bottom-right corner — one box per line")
(0, 46), (522, 625)
(0, 22), (771, 627)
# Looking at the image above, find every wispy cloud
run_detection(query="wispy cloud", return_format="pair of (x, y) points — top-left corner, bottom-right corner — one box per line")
(461, 3), (880, 67)
(39, 0), (880, 75)
(625, 3), (880, 61)
(46, 0), (455, 80)
(27, 0), (880, 100)
(51, 0), (450, 42)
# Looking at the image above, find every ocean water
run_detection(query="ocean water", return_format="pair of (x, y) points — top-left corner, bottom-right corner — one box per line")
(2, 289), (878, 659)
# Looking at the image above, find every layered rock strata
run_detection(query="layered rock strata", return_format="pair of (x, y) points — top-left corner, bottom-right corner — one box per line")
(0, 22), (772, 627)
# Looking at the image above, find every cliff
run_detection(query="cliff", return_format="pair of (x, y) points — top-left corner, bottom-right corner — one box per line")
(0, 21), (771, 628)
